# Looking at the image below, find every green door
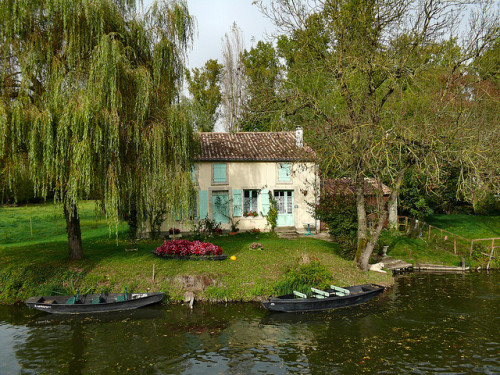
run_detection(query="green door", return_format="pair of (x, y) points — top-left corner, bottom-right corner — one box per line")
(212, 191), (229, 224)
(275, 190), (294, 227)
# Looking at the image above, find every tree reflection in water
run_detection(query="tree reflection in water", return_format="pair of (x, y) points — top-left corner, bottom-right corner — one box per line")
(1, 273), (499, 374)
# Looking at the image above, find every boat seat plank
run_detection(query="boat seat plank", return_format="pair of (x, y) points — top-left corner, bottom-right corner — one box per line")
(66, 297), (76, 305)
(66, 291), (80, 305)
(311, 287), (330, 297)
(91, 296), (105, 304)
(293, 291), (307, 299)
(330, 285), (350, 296)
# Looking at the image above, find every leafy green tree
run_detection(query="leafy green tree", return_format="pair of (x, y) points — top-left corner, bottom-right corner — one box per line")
(475, 36), (500, 87)
(185, 59), (223, 132)
(240, 41), (285, 131)
(0, 0), (196, 259)
(258, 0), (499, 270)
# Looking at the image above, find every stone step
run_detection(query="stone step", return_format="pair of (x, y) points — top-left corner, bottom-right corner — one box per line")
(275, 226), (296, 233)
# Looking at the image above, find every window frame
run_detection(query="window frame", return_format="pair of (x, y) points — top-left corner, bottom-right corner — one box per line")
(243, 189), (259, 216)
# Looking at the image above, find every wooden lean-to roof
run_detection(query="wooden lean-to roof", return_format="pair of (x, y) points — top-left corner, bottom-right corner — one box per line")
(323, 177), (392, 196)
(197, 132), (316, 162)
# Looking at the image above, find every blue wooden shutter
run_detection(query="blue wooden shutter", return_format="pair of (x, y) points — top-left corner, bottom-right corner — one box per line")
(191, 165), (196, 183)
(199, 190), (208, 219)
(213, 163), (227, 183)
(278, 163), (291, 182)
(232, 189), (242, 217)
(261, 189), (270, 216)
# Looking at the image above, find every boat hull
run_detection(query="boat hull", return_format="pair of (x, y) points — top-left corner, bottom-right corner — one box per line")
(25, 292), (164, 314)
(262, 284), (385, 313)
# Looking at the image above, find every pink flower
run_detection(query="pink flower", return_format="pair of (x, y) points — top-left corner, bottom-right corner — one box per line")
(155, 239), (223, 257)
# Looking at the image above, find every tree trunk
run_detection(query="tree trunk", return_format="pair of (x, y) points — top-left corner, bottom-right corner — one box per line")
(388, 195), (398, 230)
(354, 174), (368, 269)
(356, 169), (407, 271)
(360, 209), (389, 270)
(64, 203), (84, 260)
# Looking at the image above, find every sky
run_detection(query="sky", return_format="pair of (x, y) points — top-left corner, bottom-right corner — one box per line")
(143, 0), (278, 69)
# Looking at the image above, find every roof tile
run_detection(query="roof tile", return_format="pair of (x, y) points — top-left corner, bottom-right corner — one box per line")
(197, 132), (315, 162)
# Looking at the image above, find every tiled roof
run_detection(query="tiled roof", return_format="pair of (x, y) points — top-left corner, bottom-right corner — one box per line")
(323, 177), (392, 196)
(197, 132), (316, 162)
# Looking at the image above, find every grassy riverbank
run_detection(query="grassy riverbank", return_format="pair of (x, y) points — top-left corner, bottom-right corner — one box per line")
(0, 204), (392, 304)
(386, 214), (500, 268)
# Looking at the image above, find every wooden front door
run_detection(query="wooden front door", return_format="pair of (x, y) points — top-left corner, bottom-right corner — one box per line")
(212, 191), (229, 224)
(274, 190), (294, 227)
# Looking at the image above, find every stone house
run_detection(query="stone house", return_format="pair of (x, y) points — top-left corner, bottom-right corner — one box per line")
(162, 128), (319, 234)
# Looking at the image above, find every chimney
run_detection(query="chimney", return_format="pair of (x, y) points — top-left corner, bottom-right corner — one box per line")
(296, 126), (303, 148)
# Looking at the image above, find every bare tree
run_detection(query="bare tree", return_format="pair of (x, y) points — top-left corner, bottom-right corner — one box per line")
(221, 22), (247, 132)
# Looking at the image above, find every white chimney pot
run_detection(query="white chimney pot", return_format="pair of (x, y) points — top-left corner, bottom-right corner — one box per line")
(296, 126), (303, 148)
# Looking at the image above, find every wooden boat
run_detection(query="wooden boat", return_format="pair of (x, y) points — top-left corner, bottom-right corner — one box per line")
(25, 291), (164, 314)
(261, 284), (385, 313)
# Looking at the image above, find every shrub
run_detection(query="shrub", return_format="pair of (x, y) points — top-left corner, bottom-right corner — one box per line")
(314, 193), (358, 259)
(274, 260), (331, 296)
(265, 192), (278, 231)
(192, 217), (222, 241)
(474, 192), (500, 215)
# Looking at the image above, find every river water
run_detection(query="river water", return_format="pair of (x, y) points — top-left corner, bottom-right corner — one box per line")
(0, 272), (498, 374)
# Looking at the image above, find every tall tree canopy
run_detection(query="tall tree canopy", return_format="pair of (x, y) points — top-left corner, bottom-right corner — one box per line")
(185, 59), (223, 132)
(257, 0), (500, 270)
(239, 41), (284, 131)
(0, 0), (196, 259)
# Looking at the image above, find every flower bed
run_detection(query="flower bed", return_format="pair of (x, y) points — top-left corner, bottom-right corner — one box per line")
(153, 240), (226, 260)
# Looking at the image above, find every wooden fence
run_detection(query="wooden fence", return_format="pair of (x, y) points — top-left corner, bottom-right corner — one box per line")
(398, 216), (499, 269)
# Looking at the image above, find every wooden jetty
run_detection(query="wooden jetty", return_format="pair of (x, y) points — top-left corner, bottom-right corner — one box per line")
(414, 263), (469, 272)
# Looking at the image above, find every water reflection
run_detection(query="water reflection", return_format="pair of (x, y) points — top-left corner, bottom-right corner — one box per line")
(0, 272), (498, 374)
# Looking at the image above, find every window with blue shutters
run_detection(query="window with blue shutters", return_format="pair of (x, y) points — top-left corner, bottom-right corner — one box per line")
(199, 190), (208, 219)
(213, 163), (227, 184)
(232, 189), (242, 217)
(261, 188), (270, 216)
(278, 163), (291, 182)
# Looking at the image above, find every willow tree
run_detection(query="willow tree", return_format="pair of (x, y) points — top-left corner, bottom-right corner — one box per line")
(0, 0), (196, 259)
(258, 0), (499, 270)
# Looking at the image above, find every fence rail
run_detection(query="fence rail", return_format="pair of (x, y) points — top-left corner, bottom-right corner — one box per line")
(397, 215), (499, 269)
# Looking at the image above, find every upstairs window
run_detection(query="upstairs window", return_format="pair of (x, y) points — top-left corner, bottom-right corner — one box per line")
(213, 163), (227, 184)
(278, 163), (291, 182)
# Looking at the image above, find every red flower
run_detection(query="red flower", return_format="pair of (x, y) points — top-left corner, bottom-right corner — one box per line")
(155, 239), (223, 257)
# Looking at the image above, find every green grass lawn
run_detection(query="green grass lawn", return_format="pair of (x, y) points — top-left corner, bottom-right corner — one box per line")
(0, 201), (127, 248)
(387, 214), (500, 267)
(0, 203), (392, 304)
(426, 214), (500, 239)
